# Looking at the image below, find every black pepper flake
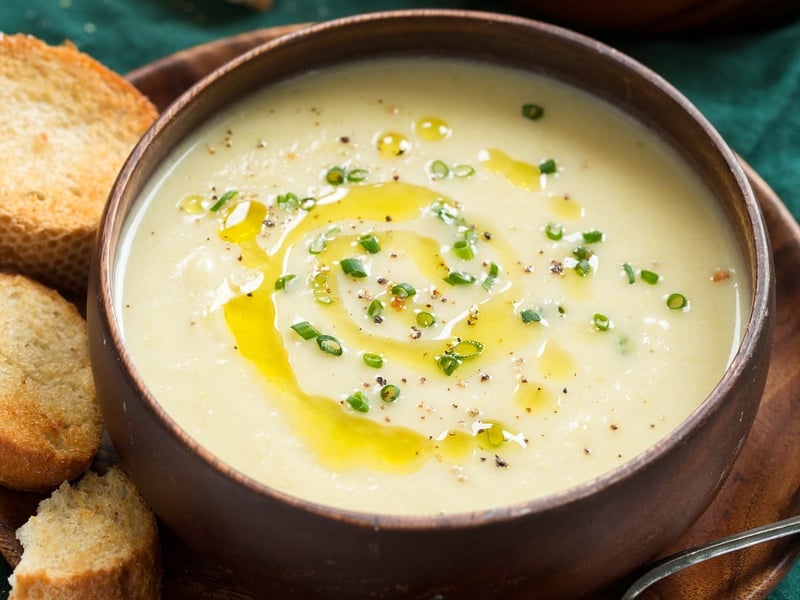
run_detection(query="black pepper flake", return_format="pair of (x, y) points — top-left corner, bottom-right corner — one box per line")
(562, 387), (569, 394)
(483, 231), (493, 240)
(409, 326), (422, 340)
(494, 455), (509, 468)
(373, 315), (384, 324)
(549, 260), (564, 275)
(610, 424), (619, 431)
(376, 376), (387, 386)
(264, 219), (276, 228)
(385, 215), (393, 222)
(583, 448), (592, 455)
(376, 277), (387, 284)
(480, 456), (487, 462)
(340, 136), (350, 143)
(480, 373), (491, 382)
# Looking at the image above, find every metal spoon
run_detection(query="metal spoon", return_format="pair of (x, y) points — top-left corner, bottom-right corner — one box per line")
(621, 514), (800, 599)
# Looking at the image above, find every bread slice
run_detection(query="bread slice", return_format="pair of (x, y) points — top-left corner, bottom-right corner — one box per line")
(9, 467), (162, 600)
(0, 272), (102, 492)
(0, 33), (158, 294)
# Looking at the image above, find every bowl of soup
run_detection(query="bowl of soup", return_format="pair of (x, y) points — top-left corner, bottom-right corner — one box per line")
(87, 9), (774, 599)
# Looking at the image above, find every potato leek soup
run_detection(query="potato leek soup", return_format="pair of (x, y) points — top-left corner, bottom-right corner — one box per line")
(117, 57), (748, 515)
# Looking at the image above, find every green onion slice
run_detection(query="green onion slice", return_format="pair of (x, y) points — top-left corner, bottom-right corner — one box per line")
(300, 197), (317, 211)
(316, 334), (343, 356)
(623, 263), (635, 284)
(290, 321), (320, 340)
(572, 246), (593, 260)
(209, 189), (238, 212)
(437, 354), (461, 376)
(367, 299), (384, 318)
(358, 234), (381, 254)
(520, 309), (541, 324)
(481, 261), (500, 291)
(430, 159), (450, 180)
(391, 282), (416, 298)
(574, 259), (592, 277)
(593, 313), (611, 331)
(582, 230), (604, 244)
(274, 274), (297, 291)
(545, 222), (563, 241)
(452, 238), (475, 261)
(325, 166), (346, 185)
(666, 293), (688, 310)
(444, 271), (476, 285)
(640, 269), (659, 285)
(380, 384), (401, 403)
(276, 192), (299, 211)
(345, 391), (369, 413)
(522, 103), (545, 121)
(453, 164), (475, 178)
(416, 311), (436, 328)
(346, 168), (369, 183)
(539, 159), (557, 174)
(363, 353), (383, 368)
(340, 257), (368, 278)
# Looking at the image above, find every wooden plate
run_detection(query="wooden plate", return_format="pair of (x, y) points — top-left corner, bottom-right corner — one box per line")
(2, 26), (799, 599)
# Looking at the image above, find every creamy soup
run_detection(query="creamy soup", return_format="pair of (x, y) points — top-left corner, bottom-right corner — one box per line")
(117, 57), (748, 515)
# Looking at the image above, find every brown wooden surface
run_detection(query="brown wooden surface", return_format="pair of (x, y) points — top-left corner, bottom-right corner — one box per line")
(1, 27), (798, 599)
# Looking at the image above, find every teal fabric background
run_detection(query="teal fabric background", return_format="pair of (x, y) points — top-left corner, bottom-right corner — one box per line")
(1, 1), (798, 598)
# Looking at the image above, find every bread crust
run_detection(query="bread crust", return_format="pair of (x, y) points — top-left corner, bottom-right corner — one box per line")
(0, 272), (102, 492)
(0, 33), (158, 293)
(9, 468), (162, 600)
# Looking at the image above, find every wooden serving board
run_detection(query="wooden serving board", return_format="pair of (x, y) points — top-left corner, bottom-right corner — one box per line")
(2, 25), (799, 599)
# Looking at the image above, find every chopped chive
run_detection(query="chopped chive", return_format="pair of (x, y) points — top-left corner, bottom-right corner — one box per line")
(666, 293), (688, 310)
(274, 274), (297, 290)
(452, 238), (475, 260)
(316, 334), (343, 356)
(522, 103), (545, 121)
(380, 384), (401, 403)
(209, 189), (238, 212)
(340, 257), (368, 278)
(437, 354), (461, 376)
(391, 282), (416, 298)
(416, 311), (436, 328)
(276, 192), (299, 211)
(300, 196), (317, 211)
(520, 309), (541, 324)
(545, 222), (563, 241)
(325, 166), (346, 185)
(623, 263), (635, 284)
(346, 168), (369, 183)
(444, 271), (476, 285)
(453, 164), (475, 178)
(449, 339), (484, 360)
(358, 234), (381, 254)
(572, 246), (593, 261)
(430, 159), (450, 180)
(582, 230), (604, 244)
(574, 259), (592, 277)
(363, 352), (383, 368)
(640, 269), (660, 285)
(308, 226), (340, 254)
(367, 299), (384, 318)
(290, 321), (320, 340)
(345, 391), (369, 413)
(593, 313), (611, 331)
(481, 261), (500, 291)
(429, 200), (462, 226)
(539, 159), (557, 174)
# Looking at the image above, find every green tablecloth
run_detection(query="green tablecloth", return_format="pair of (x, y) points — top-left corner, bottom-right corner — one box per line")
(1, 1), (798, 598)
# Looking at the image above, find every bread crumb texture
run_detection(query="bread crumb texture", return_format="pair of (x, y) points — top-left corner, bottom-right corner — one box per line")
(0, 34), (158, 293)
(0, 272), (102, 491)
(9, 467), (162, 600)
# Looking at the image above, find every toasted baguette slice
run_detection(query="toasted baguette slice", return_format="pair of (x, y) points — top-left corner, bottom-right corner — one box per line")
(0, 272), (102, 492)
(0, 33), (157, 294)
(9, 467), (162, 600)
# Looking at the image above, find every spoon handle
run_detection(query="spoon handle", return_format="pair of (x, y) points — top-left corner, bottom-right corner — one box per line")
(621, 515), (800, 599)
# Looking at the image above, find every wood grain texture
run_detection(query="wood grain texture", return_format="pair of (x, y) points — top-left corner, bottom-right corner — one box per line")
(1, 28), (798, 599)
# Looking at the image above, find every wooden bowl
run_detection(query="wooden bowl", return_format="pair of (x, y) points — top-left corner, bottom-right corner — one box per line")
(87, 10), (774, 599)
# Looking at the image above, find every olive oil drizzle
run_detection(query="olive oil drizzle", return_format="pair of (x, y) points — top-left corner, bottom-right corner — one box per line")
(217, 181), (573, 472)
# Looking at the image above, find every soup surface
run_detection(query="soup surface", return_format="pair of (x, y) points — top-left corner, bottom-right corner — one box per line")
(117, 57), (748, 515)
